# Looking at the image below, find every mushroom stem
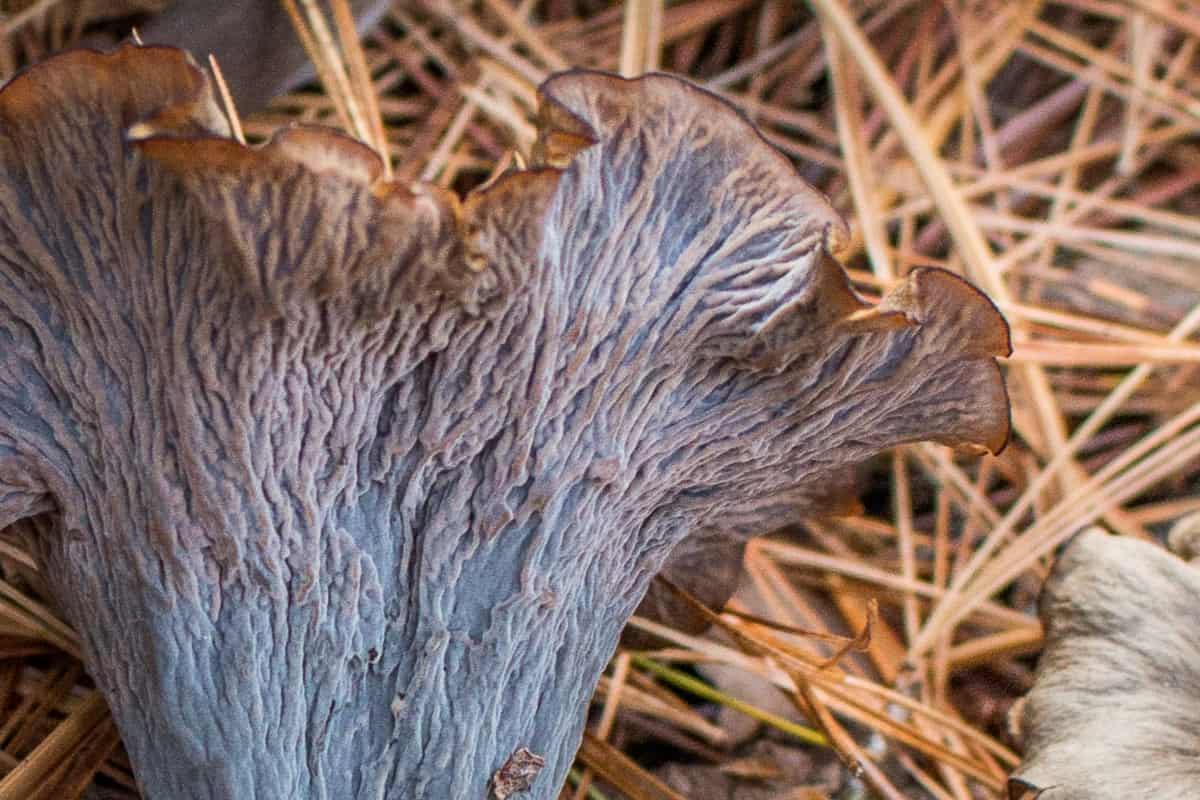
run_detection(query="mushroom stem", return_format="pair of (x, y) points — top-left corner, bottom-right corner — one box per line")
(33, 502), (631, 797)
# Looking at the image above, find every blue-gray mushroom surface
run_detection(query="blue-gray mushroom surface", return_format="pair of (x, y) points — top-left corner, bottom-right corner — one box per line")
(0, 45), (1011, 799)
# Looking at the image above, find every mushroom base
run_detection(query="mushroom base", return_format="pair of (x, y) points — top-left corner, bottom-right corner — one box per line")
(32, 502), (640, 800)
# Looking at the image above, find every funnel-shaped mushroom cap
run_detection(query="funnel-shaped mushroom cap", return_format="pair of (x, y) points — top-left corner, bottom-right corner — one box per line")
(0, 46), (1010, 799)
(1011, 528), (1200, 799)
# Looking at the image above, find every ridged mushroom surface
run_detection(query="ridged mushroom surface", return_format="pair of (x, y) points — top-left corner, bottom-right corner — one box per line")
(0, 45), (1010, 799)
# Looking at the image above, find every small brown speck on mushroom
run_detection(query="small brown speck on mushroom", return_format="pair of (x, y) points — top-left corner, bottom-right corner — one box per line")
(491, 747), (547, 800)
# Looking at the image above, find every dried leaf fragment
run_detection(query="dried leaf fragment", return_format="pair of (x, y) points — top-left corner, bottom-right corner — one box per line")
(491, 746), (546, 799)
(1011, 528), (1200, 799)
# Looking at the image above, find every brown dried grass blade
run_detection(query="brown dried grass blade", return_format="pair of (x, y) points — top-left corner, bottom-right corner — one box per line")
(575, 733), (687, 800)
(0, 691), (109, 800)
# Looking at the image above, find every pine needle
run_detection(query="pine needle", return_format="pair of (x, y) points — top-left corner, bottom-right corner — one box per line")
(5, 2), (1200, 797)
(208, 55), (246, 145)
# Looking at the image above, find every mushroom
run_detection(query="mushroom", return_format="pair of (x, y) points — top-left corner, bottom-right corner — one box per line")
(1010, 522), (1200, 799)
(0, 45), (1011, 798)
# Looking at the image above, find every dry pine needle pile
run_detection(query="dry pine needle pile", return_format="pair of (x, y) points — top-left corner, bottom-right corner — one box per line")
(0, 0), (1198, 798)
